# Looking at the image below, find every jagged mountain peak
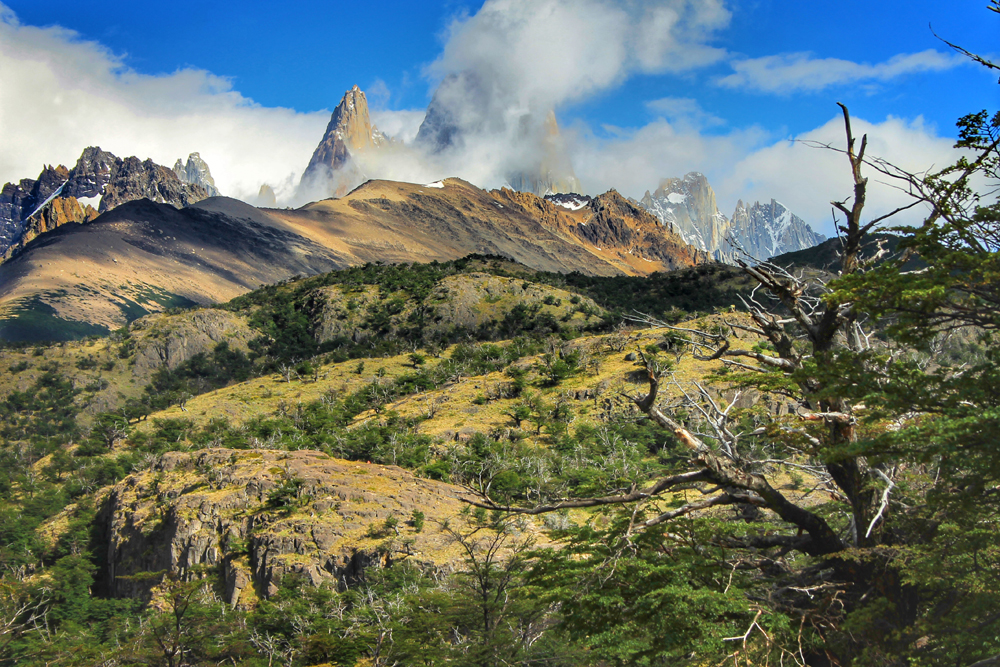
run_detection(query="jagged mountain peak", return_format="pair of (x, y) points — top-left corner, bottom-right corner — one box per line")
(640, 172), (727, 253)
(1, 147), (213, 262)
(301, 85), (391, 195)
(637, 173), (825, 261)
(173, 152), (220, 197)
(728, 198), (825, 261)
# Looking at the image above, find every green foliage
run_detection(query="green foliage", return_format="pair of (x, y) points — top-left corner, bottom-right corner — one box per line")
(530, 516), (796, 666)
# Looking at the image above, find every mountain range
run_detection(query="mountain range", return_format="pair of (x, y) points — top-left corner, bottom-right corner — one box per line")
(0, 178), (705, 340)
(637, 172), (825, 262)
(0, 84), (825, 342)
(0, 147), (216, 261)
(291, 85), (822, 260)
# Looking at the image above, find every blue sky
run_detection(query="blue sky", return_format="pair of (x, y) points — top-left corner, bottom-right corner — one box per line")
(1, 0), (996, 233)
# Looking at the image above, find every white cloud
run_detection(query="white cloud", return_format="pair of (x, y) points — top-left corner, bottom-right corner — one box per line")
(717, 49), (965, 94)
(721, 115), (961, 234)
(370, 109), (426, 145)
(644, 97), (725, 128)
(429, 0), (729, 111)
(567, 112), (961, 238)
(363, 0), (733, 194)
(0, 5), (328, 203)
(570, 119), (766, 198)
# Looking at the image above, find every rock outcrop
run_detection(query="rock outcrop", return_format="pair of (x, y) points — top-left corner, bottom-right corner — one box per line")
(129, 309), (256, 376)
(173, 152), (220, 197)
(102, 448), (482, 605)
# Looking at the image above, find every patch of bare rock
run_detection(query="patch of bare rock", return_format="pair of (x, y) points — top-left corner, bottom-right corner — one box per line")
(101, 449), (502, 607)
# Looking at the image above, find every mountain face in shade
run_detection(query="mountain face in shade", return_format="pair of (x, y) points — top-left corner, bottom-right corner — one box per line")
(0, 147), (213, 262)
(637, 172), (825, 261)
(301, 85), (389, 196)
(173, 152), (220, 197)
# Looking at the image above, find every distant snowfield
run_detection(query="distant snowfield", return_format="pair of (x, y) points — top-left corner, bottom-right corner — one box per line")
(424, 181), (445, 189)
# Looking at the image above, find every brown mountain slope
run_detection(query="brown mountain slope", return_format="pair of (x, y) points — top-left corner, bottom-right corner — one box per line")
(274, 178), (705, 275)
(0, 197), (347, 339)
(0, 178), (705, 340)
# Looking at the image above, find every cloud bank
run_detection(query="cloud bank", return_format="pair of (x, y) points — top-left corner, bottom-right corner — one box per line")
(0, 5), (327, 203)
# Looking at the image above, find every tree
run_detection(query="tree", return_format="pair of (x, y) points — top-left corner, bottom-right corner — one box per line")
(390, 515), (562, 667)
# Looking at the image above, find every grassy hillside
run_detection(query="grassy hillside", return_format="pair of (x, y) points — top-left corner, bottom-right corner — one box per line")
(0, 254), (769, 666)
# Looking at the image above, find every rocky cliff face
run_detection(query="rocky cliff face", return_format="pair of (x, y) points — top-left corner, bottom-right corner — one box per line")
(728, 199), (826, 261)
(301, 85), (389, 195)
(639, 173), (731, 255)
(637, 172), (824, 261)
(578, 190), (709, 269)
(0, 166), (70, 256)
(1, 147), (213, 261)
(173, 152), (220, 197)
(101, 448), (482, 605)
(100, 157), (207, 212)
(62, 146), (119, 201)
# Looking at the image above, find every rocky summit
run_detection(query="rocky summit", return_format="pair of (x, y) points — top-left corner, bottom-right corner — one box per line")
(301, 85), (390, 196)
(0, 147), (215, 262)
(638, 172), (824, 261)
(173, 152), (221, 197)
